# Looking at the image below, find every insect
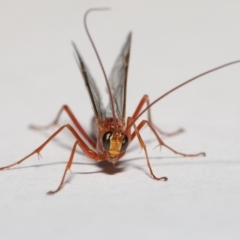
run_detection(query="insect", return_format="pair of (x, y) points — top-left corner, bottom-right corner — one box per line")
(0, 8), (240, 194)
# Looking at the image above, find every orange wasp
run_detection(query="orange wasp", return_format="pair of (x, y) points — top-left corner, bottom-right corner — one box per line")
(1, 8), (240, 194)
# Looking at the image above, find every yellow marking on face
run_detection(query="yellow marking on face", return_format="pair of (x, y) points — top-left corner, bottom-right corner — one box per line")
(109, 132), (123, 157)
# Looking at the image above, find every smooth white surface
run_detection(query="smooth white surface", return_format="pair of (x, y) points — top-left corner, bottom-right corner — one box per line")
(0, 1), (240, 240)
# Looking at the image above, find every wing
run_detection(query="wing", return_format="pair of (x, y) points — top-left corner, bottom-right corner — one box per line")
(72, 42), (105, 120)
(107, 32), (132, 120)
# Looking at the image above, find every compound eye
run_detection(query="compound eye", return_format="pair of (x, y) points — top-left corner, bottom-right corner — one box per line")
(120, 135), (128, 152)
(102, 131), (113, 151)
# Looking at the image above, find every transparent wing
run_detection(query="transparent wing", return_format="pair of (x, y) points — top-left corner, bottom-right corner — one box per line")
(72, 42), (105, 120)
(107, 32), (132, 120)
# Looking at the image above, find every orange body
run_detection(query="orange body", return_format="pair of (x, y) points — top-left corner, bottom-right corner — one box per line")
(0, 9), (238, 194)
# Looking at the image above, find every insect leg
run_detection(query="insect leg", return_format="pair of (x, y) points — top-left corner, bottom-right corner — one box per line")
(47, 140), (79, 195)
(0, 124), (103, 171)
(132, 95), (183, 136)
(131, 119), (205, 157)
(127, 117), (167, 181)
(29, 105), (96, 148)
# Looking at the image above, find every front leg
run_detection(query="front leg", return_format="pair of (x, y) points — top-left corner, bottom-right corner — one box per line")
(129, 118), (205, 181)
(47, 140), (104, 195)
(127, 117), (167, 181)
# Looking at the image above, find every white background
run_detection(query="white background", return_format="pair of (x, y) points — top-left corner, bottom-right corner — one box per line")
(0, 1), (240, 239)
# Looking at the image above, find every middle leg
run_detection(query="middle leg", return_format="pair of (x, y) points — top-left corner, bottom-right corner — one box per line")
(131, 95), (184, 137)
(131, 119), (205, 157)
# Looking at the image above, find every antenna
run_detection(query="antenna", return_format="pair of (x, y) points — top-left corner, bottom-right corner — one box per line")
(84, 8), (117, 128)
(130, 60), (240, 127)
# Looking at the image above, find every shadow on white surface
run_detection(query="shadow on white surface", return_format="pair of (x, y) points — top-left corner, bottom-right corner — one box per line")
(0, 1), (240, 240)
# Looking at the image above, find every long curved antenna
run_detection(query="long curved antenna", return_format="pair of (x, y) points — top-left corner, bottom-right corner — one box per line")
(131, 60), (240, 126)
(84, 8), (117, 128)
